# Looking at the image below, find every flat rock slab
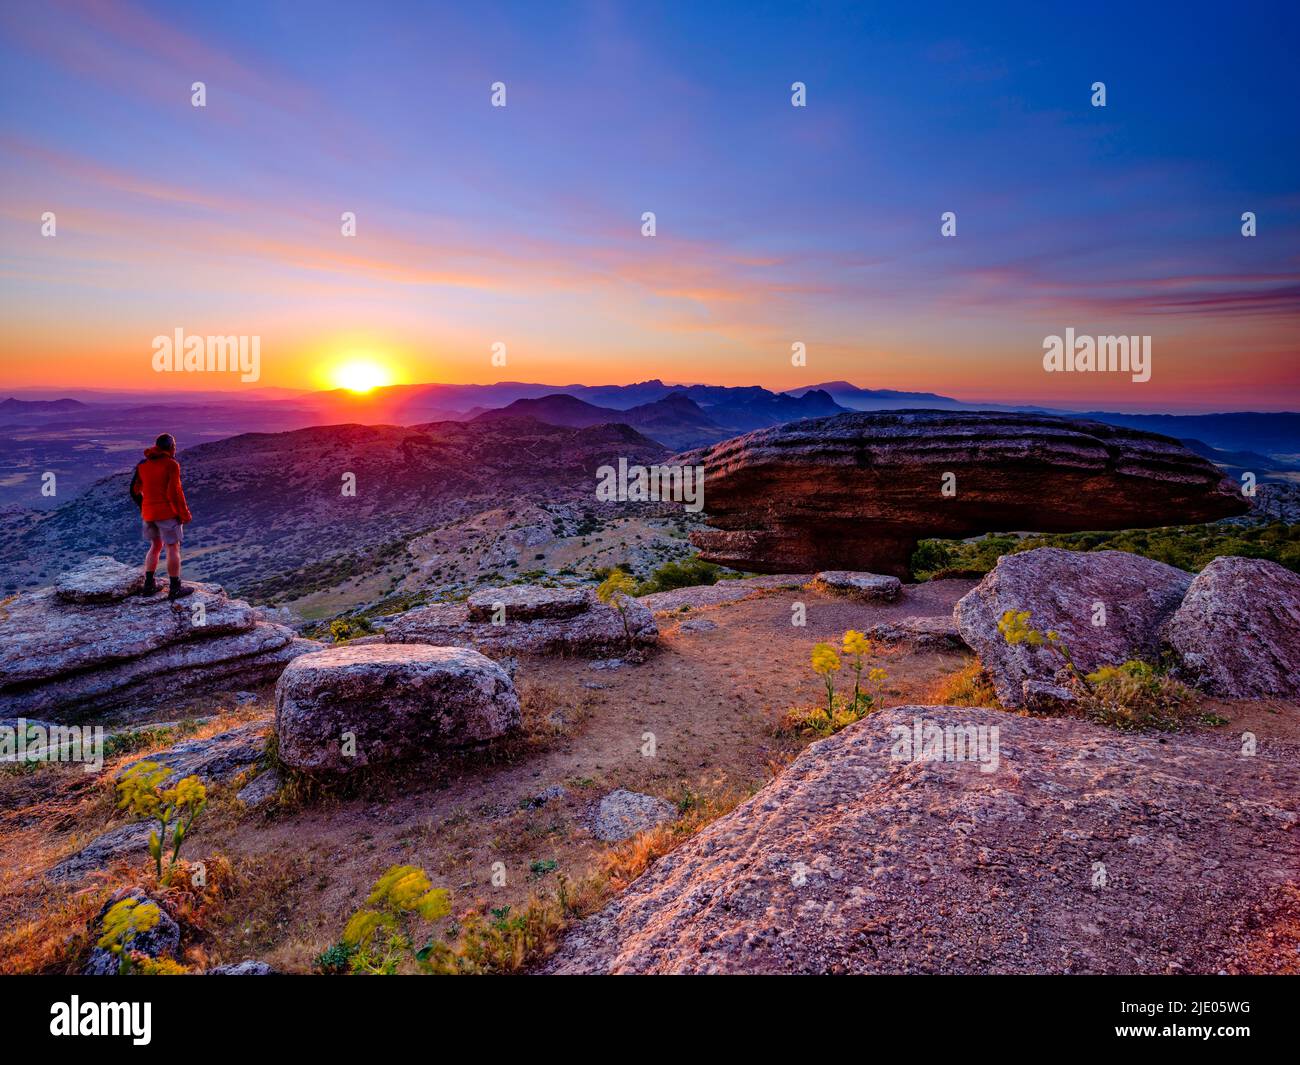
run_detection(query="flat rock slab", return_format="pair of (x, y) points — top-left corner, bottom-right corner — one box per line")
(1163, 556), (1300, 697)
(638, 575), (809, 613)
(118, 722), (266, 787)
(384, 598), (657, 660)
(236, 768), (282, 807)
(275, 644), (521, 773)
(866, 615), (968, 653)
(810, 571), (903, 602)
(549, 705), (1300, 974)
(55, 556), (143, 603)
(467, 585), (591, 622)
(207, 960), (276, 975)
(0, 559), (318, 717)
(0, 584), (256, 689)
(46, 822), (154, 883)
(954, 547), (1193, 708)
(592, 788), (677, 843)
(1, 627), (311, 718)
(678, 410), (1246, 577)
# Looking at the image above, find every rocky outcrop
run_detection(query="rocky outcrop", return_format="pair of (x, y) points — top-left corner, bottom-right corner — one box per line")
(466, 585), (590, 621)
(549, 706), (1300, 974)
(1162, 556), (1300, 697)
(637, 574), (808, 613)
(54, 556), (144, 603)
(117, 723), (267, 787)
(592, 788), (677, 842)
(954, 548), (1193, 708)
(84, 889), (180, 975)
(47, 822), (153, 883)
(680, 411), (1247, 577)
(275, 645), (521, 773)
(809, 571), (902, 602)
(866, 615), (968, 653)
(0, 559), (320, 718)
(382, 586), (657, 661)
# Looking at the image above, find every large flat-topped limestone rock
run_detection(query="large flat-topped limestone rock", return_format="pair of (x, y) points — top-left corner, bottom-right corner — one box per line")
(678, 411), (1248, 577)
(0, 558), (319, 718)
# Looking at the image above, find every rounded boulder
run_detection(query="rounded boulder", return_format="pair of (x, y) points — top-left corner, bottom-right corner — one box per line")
(275, 644), (521, 773)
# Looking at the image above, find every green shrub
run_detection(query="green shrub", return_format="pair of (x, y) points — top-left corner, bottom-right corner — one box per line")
(1083, 660), (1201, 731)
(633, 558), (724, 595)
(912, 521), (1299, 581)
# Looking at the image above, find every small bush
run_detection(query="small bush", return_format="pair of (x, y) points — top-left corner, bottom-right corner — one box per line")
(596, 571), (638, 650)
(634, 558), (723, 595)
(341, 865), (451, 975)
(780, 630), (889, 738)
(329, 616), (374, 642)
(1083, 660), (1201, 731)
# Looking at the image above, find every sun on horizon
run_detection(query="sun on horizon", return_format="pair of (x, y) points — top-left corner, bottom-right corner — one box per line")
(330, 358), (396, 394)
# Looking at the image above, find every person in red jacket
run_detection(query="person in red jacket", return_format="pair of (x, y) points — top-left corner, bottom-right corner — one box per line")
(130, 433), (193, 599)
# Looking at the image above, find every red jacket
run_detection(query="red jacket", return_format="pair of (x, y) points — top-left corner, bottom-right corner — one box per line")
(131, 447), (192, 523)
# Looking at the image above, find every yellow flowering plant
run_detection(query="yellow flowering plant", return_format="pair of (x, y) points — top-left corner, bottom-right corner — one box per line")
(597, 570), (638, 651)
(116, 761), (208, 883)
(842, 629), (874, 709)
(96, 896), (162, 976)
(810, 642), (841, 719)
(789, 631), (890, 738)
(342, 865), (452, 975)
(997, 609), (1091, 692)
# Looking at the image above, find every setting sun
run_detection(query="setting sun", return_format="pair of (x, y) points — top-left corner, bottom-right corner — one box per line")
(332, 359), (394, 394)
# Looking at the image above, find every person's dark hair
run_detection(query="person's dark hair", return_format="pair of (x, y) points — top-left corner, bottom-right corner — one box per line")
(155, 433), (176, 453)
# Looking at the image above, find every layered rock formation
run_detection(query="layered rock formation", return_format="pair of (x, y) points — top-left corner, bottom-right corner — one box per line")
(866, 615), (968, 653)
(116, 722), (267, 788)
(680, 411), (1248, 577)
(549, 706), (1300, 974)
(809, 571), (902, 602)
(275, 644), (521, 773)
(954, 548), (1194, 708)
(0, 557), (319, 718)
(382, 585), (657, 660)
(1162, 556), (1300, 697)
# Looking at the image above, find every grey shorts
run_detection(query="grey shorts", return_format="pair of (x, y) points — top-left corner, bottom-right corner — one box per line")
(142, 518), (183, 545)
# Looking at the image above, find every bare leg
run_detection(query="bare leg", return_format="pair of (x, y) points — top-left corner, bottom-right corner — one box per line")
(166, 543), (181, 579)
(145, 538), (162, 573)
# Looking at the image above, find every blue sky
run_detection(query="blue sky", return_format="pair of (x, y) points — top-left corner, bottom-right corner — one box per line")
(1, 0), (1297, 409)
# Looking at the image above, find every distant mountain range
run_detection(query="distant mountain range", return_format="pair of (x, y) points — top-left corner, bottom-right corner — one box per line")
(0, 397), (88, 413)
(471, 387), (845, 448)
(472, 392), (725, 450)
(0, 419), (668, 594)
(1, 384), (1297, 513)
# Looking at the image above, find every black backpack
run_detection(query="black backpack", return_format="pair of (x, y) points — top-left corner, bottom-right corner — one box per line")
(129, 463), (144, 509)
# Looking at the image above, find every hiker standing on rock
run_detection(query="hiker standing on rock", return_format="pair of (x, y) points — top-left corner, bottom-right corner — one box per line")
(130, 433), (193, 600)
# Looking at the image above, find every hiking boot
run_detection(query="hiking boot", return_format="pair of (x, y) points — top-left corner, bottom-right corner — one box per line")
(142, 571), (156, 596)
(168, 576), (182, 601)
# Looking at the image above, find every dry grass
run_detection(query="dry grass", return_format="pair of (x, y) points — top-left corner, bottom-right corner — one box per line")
(0, 854), (236, 975)
(929, 660), (1001, 708)
(601, 784), (748, 892)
